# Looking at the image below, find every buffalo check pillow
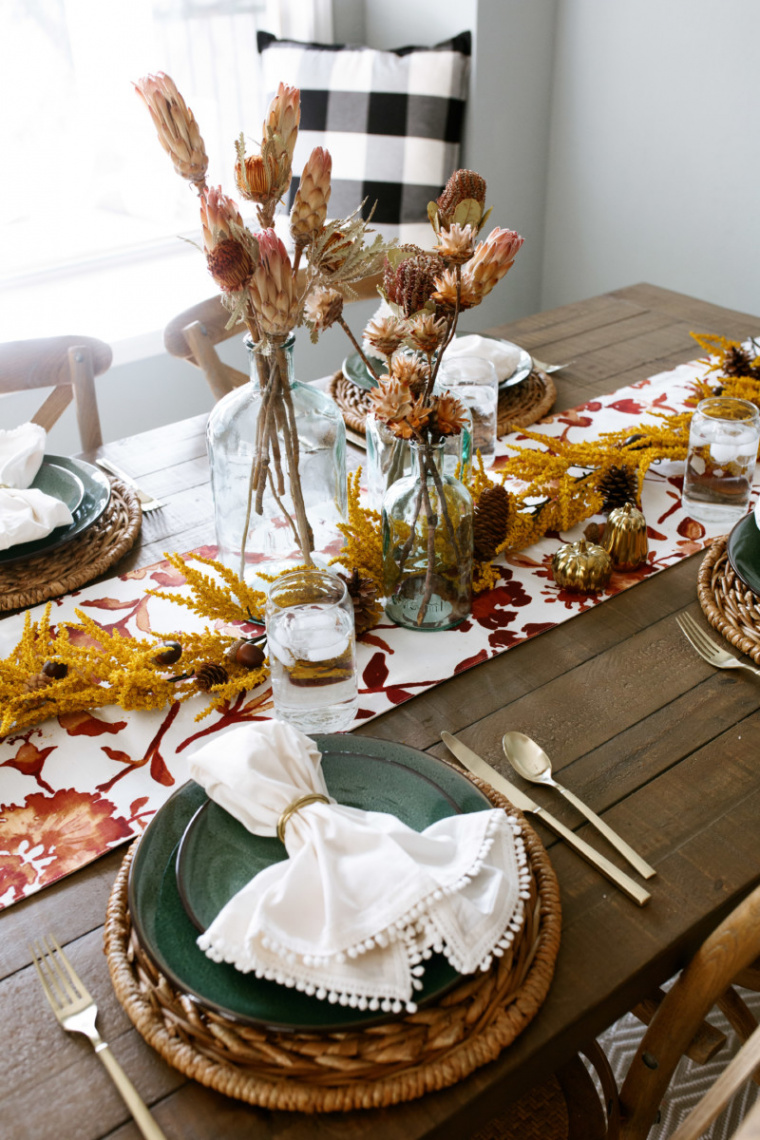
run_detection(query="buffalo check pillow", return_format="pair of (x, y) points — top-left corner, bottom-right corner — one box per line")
(257, 30), (471, 247)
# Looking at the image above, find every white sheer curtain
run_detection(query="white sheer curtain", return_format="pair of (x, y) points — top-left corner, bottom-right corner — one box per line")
(0, 0), (331, 282)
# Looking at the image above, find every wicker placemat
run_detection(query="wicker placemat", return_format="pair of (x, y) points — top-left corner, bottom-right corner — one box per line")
(104, 771), (561, 1113)
(697, 535), (760, 663)
(328, 369), (557, 439)
(0, 481), (142, 613)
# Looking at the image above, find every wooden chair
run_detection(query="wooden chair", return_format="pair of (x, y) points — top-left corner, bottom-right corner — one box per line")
(0, 335), (112, 451)
(470, 883), (760, 1140)
(163, 272), (382, 401)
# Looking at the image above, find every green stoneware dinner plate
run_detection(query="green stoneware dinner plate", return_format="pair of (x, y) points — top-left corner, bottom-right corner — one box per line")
(128, 733), (492, 1033)
(341, 337), (533, 393)
(726, 511), (760, 595)
(0, 454), (111, 567)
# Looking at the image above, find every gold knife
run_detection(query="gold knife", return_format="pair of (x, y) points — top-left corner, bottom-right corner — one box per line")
(440, 732), (651, 907)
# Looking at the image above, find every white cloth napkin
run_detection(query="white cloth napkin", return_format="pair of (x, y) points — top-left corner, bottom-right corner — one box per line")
(0, 425), (73, 551)
(188, 721), (530, 1013)
(443, 334), (522, 382)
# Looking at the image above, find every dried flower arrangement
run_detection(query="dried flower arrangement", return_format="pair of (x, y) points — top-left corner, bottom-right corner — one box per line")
(135, 73), (391, 577)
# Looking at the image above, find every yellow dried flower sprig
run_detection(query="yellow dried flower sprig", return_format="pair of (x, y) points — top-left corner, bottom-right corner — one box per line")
(333, 469), (384, 592)
(148, 551), (267, 625)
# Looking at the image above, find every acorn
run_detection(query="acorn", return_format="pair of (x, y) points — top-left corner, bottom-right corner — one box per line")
(42, 661), (68, 680)
(153, 640), (183, 667)
(226, 638), (266, 669)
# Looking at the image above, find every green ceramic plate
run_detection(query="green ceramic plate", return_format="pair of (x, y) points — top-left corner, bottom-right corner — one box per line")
(0, 454), (110, 566)
(32, 461), (85, 513)
(726, 511), (760, 595)
(341, 337), (533, 392)
(128, 734), (492, 1032)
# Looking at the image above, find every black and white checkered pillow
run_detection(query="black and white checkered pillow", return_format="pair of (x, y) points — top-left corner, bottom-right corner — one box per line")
(257, 30), (471, 247)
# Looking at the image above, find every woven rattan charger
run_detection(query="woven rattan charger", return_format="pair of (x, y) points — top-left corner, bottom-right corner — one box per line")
(328, 368), (557, 440)
(104, 769), (561, 1114)
(698, 534), (760, 663)
(0, 480), (142, 613)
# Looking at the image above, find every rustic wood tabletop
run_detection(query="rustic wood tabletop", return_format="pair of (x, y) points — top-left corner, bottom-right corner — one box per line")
(2, 283), (760, 1139)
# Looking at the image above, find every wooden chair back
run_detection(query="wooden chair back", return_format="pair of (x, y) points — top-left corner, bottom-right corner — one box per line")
(0, 335), (112, 451)
(619, 883), (760, 1140)
(163, 273), (382, 401)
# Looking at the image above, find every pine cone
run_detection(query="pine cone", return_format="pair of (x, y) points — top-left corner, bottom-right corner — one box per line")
(195, 663), (229, 692)
(23, 672), (53, 694)
(339, 569), (381, 636)
(473, 484), (511, 562)
(598, 465), (639, 512)
(722, 345), (754, 378)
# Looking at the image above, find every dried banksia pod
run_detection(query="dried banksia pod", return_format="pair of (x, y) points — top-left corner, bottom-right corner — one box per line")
(386, 254), (444, 318)
(473, 484), (511, 561)
(134, 72), (208, 188)
(195, 663), (229, 692)
(339, 568), (381, 636)
(290, 147), (332, 248)
(435, 169), (487, 229)
(598, 465), (640, 512)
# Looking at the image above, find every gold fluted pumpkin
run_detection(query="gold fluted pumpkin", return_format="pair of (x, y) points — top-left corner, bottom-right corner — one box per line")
(551, 539), (612, 593)
(601, 502), (648, 570)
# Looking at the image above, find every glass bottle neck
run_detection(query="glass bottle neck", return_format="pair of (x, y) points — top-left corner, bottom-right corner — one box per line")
(411, 439), (446, 478)
(245, 335), (296, 389)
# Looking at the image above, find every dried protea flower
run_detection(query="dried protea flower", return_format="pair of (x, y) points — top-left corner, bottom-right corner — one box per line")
(436, 169), (487, 229)
(316, 229), (353, 273)
(388, 353), (430, 394)
(364, 314), (408, 358)
(248, 229), (298, 336)
(290, 147), (332, 249)
(403, 396), (433, 438)
(434, 222), (476, 267)
(434, 393), (468, 436)
(235, 150), (277, 203)
(200, 187), (255, 292)
(263, 82), (300, 164)
(134, 72), (208, 187)
(386, 254), (444, 318)
(431, 267), (480, 311)
(368, 377), (414, 423)
(407, 312), (447, 355)
(465, 227), (524, 302)
(305, 286), (343, 332)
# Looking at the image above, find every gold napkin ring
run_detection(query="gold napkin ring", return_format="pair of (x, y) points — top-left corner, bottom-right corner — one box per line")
(277, 793), (331, 843)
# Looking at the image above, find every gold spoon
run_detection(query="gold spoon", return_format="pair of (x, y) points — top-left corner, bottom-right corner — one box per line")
(502, 732), (656, 880)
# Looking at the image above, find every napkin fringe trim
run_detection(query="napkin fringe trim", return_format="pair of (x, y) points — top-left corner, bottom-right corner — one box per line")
(198, 814), (531, 1014)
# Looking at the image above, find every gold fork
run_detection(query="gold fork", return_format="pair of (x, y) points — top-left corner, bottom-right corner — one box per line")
(676, 612), (760, 678)
(30, 935), (167, 1140)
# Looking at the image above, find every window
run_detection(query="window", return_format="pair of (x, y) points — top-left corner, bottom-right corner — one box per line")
(0, 0), (331, 283)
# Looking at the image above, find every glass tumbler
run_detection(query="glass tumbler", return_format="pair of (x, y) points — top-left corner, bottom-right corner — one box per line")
(265, 569), (358, 733)
(438, 356), (500, 460)
(683, 397), (760, 527)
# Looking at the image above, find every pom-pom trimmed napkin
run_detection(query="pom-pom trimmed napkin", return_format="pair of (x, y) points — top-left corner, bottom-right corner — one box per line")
(188, 721), (530, 1013)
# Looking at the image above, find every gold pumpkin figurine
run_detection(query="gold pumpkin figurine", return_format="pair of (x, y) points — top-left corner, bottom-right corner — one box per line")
(602, 502), (648, 570)
(551, 540), (613, 593)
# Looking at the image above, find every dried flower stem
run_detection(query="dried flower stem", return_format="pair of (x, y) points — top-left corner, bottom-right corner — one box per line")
(418, 477), (439, 626)
(338, 316), (383, 380)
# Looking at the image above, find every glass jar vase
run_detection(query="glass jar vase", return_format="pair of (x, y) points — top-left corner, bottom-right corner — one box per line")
(365, 367), (473, 510)
(382, 439), (473, 631)
(206, 335), (347, 584)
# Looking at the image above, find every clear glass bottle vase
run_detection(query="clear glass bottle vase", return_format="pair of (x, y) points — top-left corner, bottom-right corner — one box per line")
(382, 439), (473, 631)
(365, 366), (473, 510)
(206, 335), (347, 584)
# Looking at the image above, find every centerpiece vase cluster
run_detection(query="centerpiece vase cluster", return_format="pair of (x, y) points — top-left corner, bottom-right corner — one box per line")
(136, 71), (524, 625)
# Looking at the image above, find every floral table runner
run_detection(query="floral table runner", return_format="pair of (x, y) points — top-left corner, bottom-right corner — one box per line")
(0, 354), (749, 909)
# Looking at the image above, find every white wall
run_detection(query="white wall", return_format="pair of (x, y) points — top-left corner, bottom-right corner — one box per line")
(541, 0), (760, 315)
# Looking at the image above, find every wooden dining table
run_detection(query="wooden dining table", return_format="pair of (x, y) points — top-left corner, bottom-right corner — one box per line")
(3, 282), (760, 1140)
